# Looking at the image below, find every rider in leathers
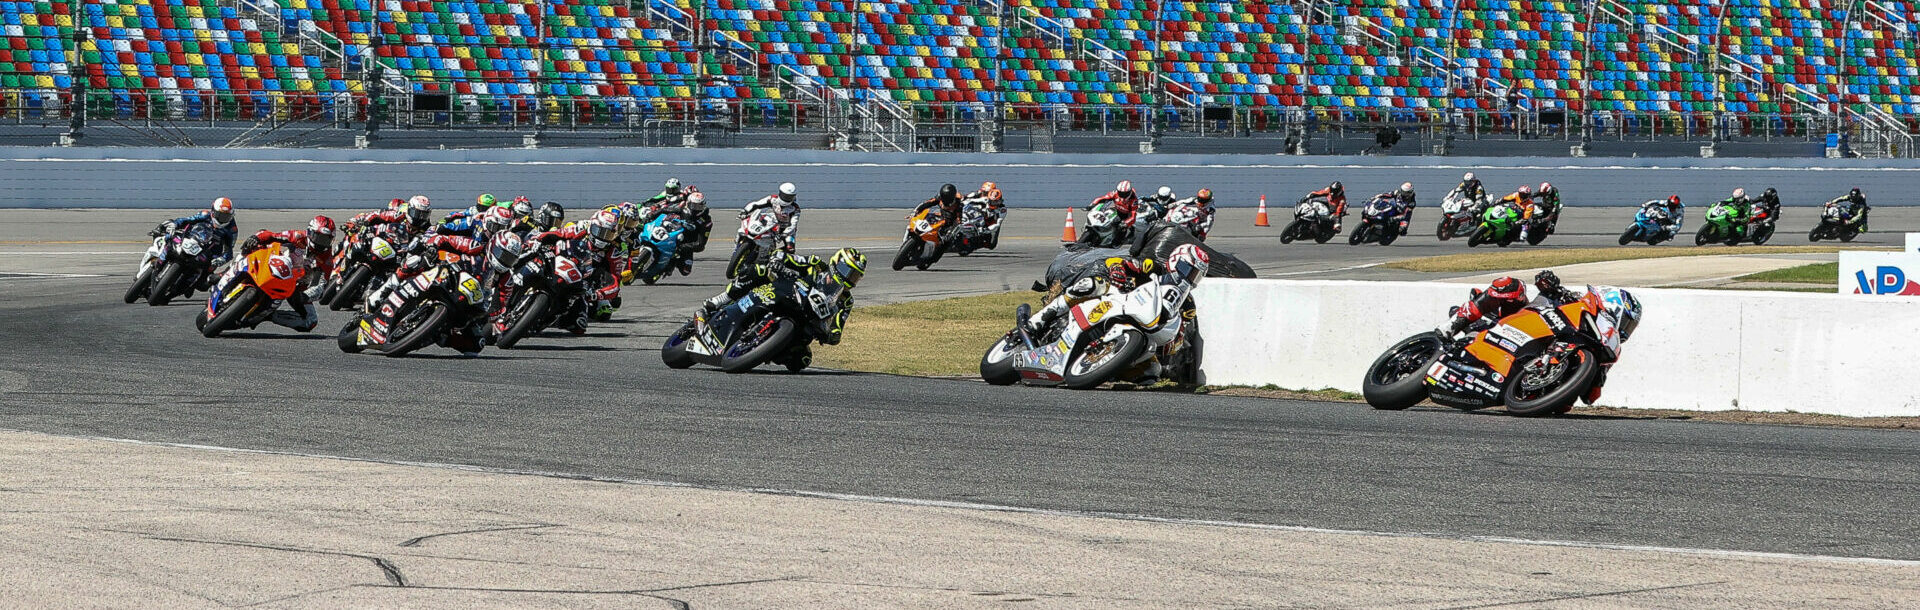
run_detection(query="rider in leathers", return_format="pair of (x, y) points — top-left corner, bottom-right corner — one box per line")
(1828, 188), (1869, 231)
(742, 183), (802, 253)
(638, 191), (713, 275)
(155, 198), (241, 288)
(232, 218), (336, 332)
(534, 210), (627, 324)
(700, 248), (865, 349)
(1444, 270), (1581, 336)
(1712, 189), (1753, 239)
(914, 184), (966, 241)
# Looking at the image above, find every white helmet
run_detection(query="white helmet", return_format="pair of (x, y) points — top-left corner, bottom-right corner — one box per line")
(1399, 182), (1414, 194)
(1168, 244), (1210, 285)
(1732, 188), (1746, 198)
(687, 192), (707, 213)
(405, 195), (431, 224)
(1463, 172), (1476, 181)
(1157, 186), (1173, 199)
(1116, 180), (1133, 195)
(408, 195), (430, 208)
(777, 182), (797, 202)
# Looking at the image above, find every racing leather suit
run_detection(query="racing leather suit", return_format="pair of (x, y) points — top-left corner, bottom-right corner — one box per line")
(160, 211), (239, 267)
(1712, 196), (1752, 238)
(534, 221), (626, 312)
(1455, 179), (1485, 203)
(913, 195), (965, 241)
(1302, 186), (1348, 226)
(1751, 191), (1781, 226)
(741, 194), (801, 251)
(640, 201), (713, 271)
(1137, 193), (1176, 226)
(703, 251), (854, 346)
(1168, 195), (1215, 239)
(240, 229), (334, 332)
(1830, 193), (1869, 229)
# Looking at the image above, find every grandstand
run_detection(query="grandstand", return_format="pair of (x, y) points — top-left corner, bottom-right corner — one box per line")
(1, 0), (1916, 155)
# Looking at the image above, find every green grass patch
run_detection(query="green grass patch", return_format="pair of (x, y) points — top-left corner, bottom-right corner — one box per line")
(1383, 246), (1878, 273)
(1733, 262), (1837, 284)
(815, 291), (1037, 376)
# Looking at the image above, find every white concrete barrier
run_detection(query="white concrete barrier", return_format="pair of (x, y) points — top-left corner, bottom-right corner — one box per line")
(1193, 279), (1920, 417)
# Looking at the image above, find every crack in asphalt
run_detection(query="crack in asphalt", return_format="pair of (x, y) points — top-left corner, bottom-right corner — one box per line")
(1436, 580), (1730, 609)
(396, 523), (560, 548)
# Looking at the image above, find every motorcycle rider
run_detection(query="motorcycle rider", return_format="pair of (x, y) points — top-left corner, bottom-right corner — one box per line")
(1076, 203), (1131, 248)
(1442, 270), (1585, 336)
(533, 209), (628, 324)
(742, 182), (802, 253)
(639, 191), (713, 276)
(700, 247), (867, 348)
(1828, 187), (1869, 231)
(532, 201), (566, 231)
(353, 195), (435, 237)
(1026, 245), (1210, 381)
(913, 183), (967, 242)
(1487, 186), (1529, 235)
(1455, 172), (1485, 203)
(1301, 181), (1349, 231)
(964, 181), (1008, 238)
(1139, 185), (1178, 225)
(643, 178), (688, 208)
(1169, 188), (1216, 239)
(1635, 196), (1683, 237)
(1089, 180), (1141, 228)
(1712, 188), (1753, 239)
(1751, 187), (1782, 225)
(1389, 182), (1416, 236)
(1531, 182), (1563, 229)
(230, 215), (337, 332)
(154, 197), (241, 288)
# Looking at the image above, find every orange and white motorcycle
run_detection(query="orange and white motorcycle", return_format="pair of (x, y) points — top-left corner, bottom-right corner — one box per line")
(1363, 286), (1643, 416)
(197, 242), (309, 338)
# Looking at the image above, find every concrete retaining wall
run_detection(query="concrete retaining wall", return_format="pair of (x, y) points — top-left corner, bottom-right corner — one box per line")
(1192, 279), (1920, 417)
(3, 146), (1918, 210)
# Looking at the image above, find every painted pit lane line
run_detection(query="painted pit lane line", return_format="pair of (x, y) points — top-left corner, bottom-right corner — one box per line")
(44, 428), (1920, 569)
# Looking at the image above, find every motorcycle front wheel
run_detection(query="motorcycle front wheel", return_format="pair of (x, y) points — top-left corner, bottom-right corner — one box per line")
(383, 301), (450, 357)
(123, 263), (156, 304)
(979, 332), (1023, 386)
(201, 286), (263, 338)
(336, 315), (367, 354)
(1062, 328), (1148, 390)
(892, 237), (920, 271)
(1504, 345), (1599, 417)
(1694, 225), (1715, 246)
(1618, 226), (1639, 246)
(148, 262), (185, 306)
(720, 317), (799, 374)
(329, 265), (373, 311)
(495, 292), (550, 349)
(1435, 219), (1454, 241)
(726, 241), (757, 279)
(1279, 220), (1304, 244)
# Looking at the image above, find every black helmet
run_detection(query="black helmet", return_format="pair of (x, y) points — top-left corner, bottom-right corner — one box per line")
(1330, 181), (1344, 193)
(1763, 187), (1777, 198)
(939, 183), (958, 203)
(536, 201), (565, 230)
(1850, 187), (1862, 198)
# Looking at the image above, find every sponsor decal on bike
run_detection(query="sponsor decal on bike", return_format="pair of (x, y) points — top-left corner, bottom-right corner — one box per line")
(1489, 324), (1533, 350)
(1087, 302), (1112, 324)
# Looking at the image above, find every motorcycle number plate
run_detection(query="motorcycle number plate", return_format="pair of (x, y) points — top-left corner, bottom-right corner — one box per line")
(1489, 324), (1532, 350)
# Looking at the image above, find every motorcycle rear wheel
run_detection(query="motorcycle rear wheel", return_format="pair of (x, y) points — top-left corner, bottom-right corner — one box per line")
(495, 292), (550, 349)
(1841, 228), (1858, 242)
(1062, 328), (1149, 390)
(1313, 225), (1335, 244)
(383, 301), (450, 357)
(148, 262), (184, 307)
(201, 286), (262, 338)
(1504, 346), (1599, 417)
(123, 264), (156, 304)
(1379, 227), (1399, 246)
(720, 318), (798, 374)
(1525, 225), (1548, 245)
(336, 315), (366, 354)
(1363, 333), (1444, 410)
(660, 320), (698, 369)
(979, 332), (1022, 386)
(1752, 224), (1774, 245)
(1436, 220), (1454, 241)
(917, 242), (945, 270)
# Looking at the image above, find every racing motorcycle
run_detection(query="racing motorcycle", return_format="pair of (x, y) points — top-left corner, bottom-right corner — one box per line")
(1278, 198), (1338, 244)
(197, 242), (306, 338)
(1808, 202), (1865, 243)
(336, 254), (488, 357)
(947, 200), (1004, 255)
(1519, 203), (1556, 246)
(1347, 195), (1404, 246)
(1362, 285), (1641, 416)
(1743, 201), (1777, 245)
(126, 223), (221, 306)
(661, 265), (846, 374)
(726, 206), (784, 279)
(321, 228), (404, 311)
(892, 205), (948, 271)
(491, 237), (596, 349)
(980, 263), (1204, 390)
(1694, 201), (1749, 246)
(1435, 190), (1488, 240)
(1467, 202), (1521, 247)
(1165, 200), (1211, 240)
(628, 213), (690, 285)
(1617, 205), (1675, 245)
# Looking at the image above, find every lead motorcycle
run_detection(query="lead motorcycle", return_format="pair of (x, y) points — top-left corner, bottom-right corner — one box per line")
(197, 242), (307, 338)
(980, 255), (1207, 390)
(661, 265), (847, 373)
(726, 207), (784, 279)
(1617, 205), (1675, 245)
(126, 223), (222, 306)
(337, 254), (488, 357)
(1808, 201), (1866, 243)
(1362, 285), (1642, 416)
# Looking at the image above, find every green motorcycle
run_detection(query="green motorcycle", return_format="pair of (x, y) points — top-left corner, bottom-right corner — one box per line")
(1467, 203), (1521, 247)
(1694, 202), (1747, 246)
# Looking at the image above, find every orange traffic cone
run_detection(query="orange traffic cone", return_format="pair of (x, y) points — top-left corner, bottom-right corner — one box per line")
(1060, 208), (1078, 242)
(1254, 195), (1271, 227)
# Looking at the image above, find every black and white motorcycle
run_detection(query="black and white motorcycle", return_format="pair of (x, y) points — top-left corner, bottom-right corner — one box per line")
(125, 223), (223, 306)
(981, 249), (1209, 389)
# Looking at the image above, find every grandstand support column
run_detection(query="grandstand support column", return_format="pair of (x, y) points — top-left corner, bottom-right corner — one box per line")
(985, 0), (1007, 153)
(359, 65), (385, 149)
(60, 9), (87, 146)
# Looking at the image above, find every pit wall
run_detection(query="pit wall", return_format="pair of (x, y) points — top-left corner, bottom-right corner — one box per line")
(1192, 279), (1920, 417)
(3, 146), (1919, 210)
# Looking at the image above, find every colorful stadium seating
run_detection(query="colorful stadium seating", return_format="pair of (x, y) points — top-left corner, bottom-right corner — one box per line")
(3, 0), (1918, 126)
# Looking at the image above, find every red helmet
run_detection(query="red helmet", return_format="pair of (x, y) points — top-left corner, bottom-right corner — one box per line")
(1116, 180), (1133, 196)
(1668, 195), (1682, 206)
(1488, 276), (1526, 301)
(1516, 185), (1532, 196)
(308, 215), (336, 249)
(1195, 188), (1213, 203)
(388, 198), (404, 210)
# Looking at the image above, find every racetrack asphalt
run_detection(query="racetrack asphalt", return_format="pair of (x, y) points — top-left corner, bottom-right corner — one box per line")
(1, 207), (1916, 562)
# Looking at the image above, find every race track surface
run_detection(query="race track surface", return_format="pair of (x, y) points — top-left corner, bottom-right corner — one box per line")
(1, 208), (1916, 562)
